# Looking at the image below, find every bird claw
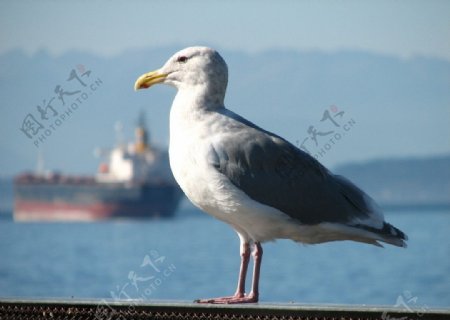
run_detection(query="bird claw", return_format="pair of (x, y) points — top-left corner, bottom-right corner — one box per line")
(195, 292), (258, 304)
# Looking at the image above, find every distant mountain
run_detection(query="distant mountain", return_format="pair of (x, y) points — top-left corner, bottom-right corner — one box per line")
(0, 47), (449, 175)
(334, 155), (450, 209)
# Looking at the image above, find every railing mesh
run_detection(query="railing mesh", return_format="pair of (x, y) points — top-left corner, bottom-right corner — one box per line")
(0, 300), (447, 320)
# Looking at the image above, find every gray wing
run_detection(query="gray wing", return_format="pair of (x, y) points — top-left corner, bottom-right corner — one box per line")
(209, 109), (376, 225)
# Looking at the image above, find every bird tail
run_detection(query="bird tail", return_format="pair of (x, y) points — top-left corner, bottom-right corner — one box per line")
(332, 175), (408, 248)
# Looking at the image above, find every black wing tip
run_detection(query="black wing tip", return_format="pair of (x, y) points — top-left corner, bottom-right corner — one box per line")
(385, 222), (408, 241)
(354, 222), (408, 248)
(380, 222), (409, 248)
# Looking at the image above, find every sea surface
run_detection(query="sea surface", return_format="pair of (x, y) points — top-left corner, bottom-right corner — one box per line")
(0, 208), (448, 309)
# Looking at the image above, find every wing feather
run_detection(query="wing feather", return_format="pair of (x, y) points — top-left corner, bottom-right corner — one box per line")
(210, 109), (377, 225)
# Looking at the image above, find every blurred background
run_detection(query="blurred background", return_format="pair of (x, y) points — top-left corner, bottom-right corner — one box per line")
(0, 0), (449, 308)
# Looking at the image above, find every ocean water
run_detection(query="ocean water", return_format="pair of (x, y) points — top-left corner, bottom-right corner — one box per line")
(0, 208), (449, 309)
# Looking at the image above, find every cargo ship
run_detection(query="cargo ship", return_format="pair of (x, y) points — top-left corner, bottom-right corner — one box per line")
(14, 115), (183, 221)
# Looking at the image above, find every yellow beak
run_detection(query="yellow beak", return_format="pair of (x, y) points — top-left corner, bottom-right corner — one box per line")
(134, 70), (167, 91)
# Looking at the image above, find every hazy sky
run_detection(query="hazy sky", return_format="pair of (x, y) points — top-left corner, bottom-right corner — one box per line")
(1, 0), (449, 60)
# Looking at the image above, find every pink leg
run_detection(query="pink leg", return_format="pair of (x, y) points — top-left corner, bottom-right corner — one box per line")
(196, 242), (263, 304)
(246, 242), (263, 302)
(234, 242), (251, 297)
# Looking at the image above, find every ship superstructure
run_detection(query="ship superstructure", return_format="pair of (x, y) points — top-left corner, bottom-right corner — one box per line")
(14, 114), (183, 221)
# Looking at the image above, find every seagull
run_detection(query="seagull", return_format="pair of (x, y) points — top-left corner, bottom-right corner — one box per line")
(134, 46), (407, 304)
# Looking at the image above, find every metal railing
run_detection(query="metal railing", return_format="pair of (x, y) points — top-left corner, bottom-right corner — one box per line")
(1, 299), (448, 320)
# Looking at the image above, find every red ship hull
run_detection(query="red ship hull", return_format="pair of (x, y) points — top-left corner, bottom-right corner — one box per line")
(14, 174), (183, 221)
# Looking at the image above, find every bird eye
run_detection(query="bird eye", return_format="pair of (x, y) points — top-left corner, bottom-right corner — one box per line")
(177, 56), (188, 63)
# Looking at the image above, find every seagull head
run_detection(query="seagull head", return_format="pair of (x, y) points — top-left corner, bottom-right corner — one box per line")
(134, 47), (228, 104)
